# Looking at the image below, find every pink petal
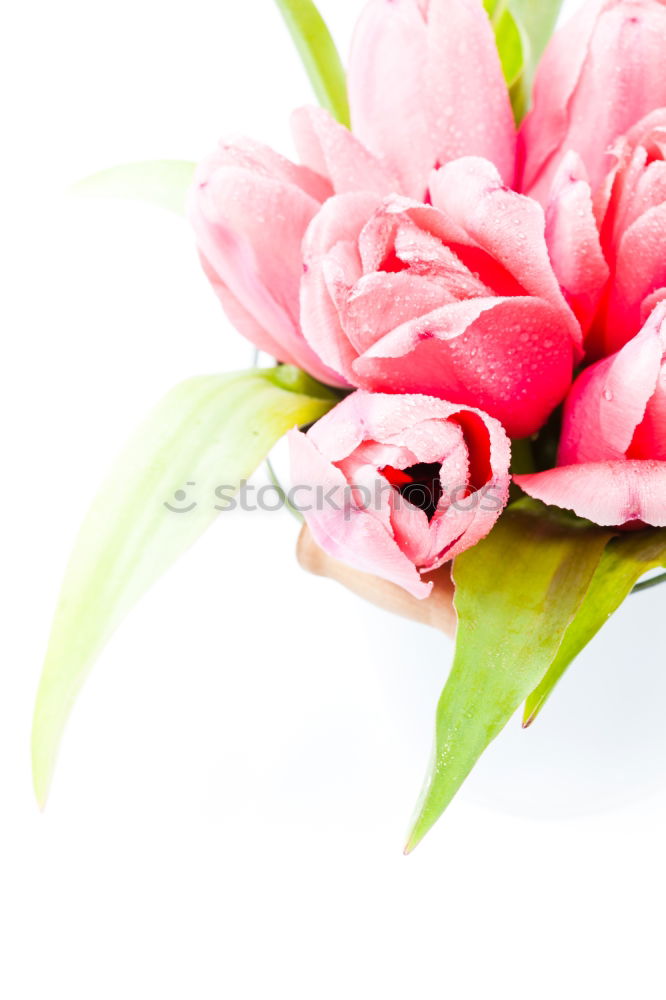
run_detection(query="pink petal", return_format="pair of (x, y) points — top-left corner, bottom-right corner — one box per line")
(201, 135), (332, 203)
(522, 0), (666, 203)
(545, 152), (610, 334)
(288, 427), (432, 599)
(352, 296), (576, 439)
(348, 0), (515, 201)
(606, 201), (666, 352)
(291, 106), (399, 196)
(558, 304), (665, 465)
(514, 461), (666, 527)
(300, 192), (383, 380)
(190, 161), (345, 383)
(430, 158), (582, 349)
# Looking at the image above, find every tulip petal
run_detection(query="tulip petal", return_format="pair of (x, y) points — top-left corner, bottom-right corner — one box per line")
(608, 201), (666, 352)
(352, 296), (575, 438)
(545, 152), (610, 334)
(515, 461), (666, 527)
(348, 0), (515, 200)
(430, 157), (582, 347)
(291, 106), (399, 196)
(191, 162), (343, 382)
(522, 0), (666, 203)
(301, 191), (384, 379)
(288, 427), (433, 598)
(558, 306), (665, 465)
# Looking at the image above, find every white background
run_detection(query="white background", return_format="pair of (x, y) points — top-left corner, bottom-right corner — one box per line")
(3, 1), (666, 996)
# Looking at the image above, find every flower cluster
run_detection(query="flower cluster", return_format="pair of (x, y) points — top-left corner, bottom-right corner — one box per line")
(190, 0), (666, 595)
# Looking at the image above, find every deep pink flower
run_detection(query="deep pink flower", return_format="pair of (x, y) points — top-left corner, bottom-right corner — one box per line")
(300, 157), (581, 438)
(515, 302), (666, 527)
(521, 0), (666, 206)
(289, 391), (511, 598)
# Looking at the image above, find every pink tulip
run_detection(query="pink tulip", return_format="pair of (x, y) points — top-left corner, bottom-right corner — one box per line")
(300, 157), (582, 439)
(188, 112), (397, 387)
(515, 303), (666, 527)
(348, 0), (516, 200)
(521, 0), (666, 206)
(587, 111), (666, 356)
(289, 391), (511, 598)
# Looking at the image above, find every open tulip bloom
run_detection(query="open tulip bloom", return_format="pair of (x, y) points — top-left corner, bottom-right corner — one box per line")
(35, 0), (666, 851)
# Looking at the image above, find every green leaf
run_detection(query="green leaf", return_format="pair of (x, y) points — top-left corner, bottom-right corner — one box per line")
(484, 0), (524, 88)
(509, 0), (564, 78)
(71, 160), (197, 215)
(274, 0), (350, 127)
(524, 528), (666, 727)
(484, 0), (564, 121)
(405, 500), (612, 852)
(32, 366), (337, 807)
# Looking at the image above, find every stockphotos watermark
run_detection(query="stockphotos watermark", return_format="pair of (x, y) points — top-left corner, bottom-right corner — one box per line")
(163, 479), (504, 517)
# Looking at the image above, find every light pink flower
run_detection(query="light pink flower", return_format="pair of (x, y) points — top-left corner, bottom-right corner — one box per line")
(289, 391), (511, 598)
(520, 0), (666, 206)
(515, 303), (666, 527)
(300, 157), (581, 439)
(188, 111), (397, 386)
(348, 0), (516, 199)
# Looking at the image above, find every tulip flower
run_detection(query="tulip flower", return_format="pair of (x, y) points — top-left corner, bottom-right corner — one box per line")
(520, 0), (666, 206)
(289, 390), (511, 598)
(347, 0), (516, 199)
(515, 302), (666, 527)
(300, 157), (581, 438)
(188, 117), (397, 388)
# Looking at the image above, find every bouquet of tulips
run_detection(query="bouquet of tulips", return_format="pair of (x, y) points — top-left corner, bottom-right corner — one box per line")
(34, 0), (666, 851)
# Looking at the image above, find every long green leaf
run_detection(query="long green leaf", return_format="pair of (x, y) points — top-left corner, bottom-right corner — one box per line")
(32, 366), (337, 806)
(274, 0), (350, 127)
(71, 160), (197, 214)
(405, 500), (612, 852)
(524, 528), (666, 726)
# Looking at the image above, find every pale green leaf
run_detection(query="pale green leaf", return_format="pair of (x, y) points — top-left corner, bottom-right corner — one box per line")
(524, 528), (666, 726)
(509, 0), (564, 77)
(405, 500), (612, 852)
(71, 160), (197, 215)
(32, 366), (337, 806)
(274, 0), (350, 127)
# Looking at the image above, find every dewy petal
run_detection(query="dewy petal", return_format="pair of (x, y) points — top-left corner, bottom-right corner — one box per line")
(203, 134), (332, 202)
(291, 106), (400, 196)
(545, 152), (610, 335)
(607, 201), (666, 353)
(352, 296), (576, 439)
(522, 0), (666, 204)
(288, 427), (433, 598)
(190, 164), (344, 384)
(430, 158), (582, 349)
(514, 461), (666, 527)
(558, 307), (664, 465)
(300, 192), (382, 381)
(348, 0), (515, 201)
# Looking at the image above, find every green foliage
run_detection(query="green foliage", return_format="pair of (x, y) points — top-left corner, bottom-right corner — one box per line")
(32, 367), (337, 806)
(405, 501), (612, 852)
(274, 0), (350, 126)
